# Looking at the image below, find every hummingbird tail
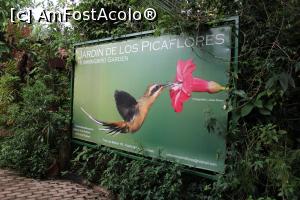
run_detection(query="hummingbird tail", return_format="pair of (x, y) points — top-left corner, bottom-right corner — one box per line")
(100, 121), (128, 135)
(80, 107), (128, 135)
(80, 107), (105, 125)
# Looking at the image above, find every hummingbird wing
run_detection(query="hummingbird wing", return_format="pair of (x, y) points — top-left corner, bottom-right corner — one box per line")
(114, 90), (138, 122)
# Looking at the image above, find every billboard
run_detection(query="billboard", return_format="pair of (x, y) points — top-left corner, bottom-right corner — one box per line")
(72, 25), (234, 173)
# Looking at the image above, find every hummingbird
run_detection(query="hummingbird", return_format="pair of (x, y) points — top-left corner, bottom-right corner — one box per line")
(81, 83), (173, 135)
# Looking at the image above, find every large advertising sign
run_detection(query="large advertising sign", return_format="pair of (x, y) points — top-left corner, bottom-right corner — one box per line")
(72, 25), (234, 174)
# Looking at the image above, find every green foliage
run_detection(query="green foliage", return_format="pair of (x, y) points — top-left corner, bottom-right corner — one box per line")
(11, 76), (69, 138)
(0, 41), (9, 55)
(101, 157), (182, 200)
(212, 1), (300, 199)
(0, 71), (70, 177)
(0, 130), (51, 178)
(0, 0), (30, 57)
(0, 7), (72, 176)
(71, 146), (113, 183)
(71, 145), (215, 200)
(0, 74), (20, 114)
(72, 0), (157, 40)
(213, 124), (300, 199)
(0, 0), (31, 29)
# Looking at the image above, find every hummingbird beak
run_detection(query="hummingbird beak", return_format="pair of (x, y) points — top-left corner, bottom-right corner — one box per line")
(161, 82), (175, 88)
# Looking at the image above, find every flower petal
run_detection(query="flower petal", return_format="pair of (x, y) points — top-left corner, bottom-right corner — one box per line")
(175, 59), (196, 95)
(170, 89), (190, 112)
(192, 77), (209, 92)
(170, 59), (197, 112)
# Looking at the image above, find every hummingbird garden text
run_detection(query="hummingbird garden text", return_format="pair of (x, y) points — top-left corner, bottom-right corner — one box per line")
(77, 34), (225, 65)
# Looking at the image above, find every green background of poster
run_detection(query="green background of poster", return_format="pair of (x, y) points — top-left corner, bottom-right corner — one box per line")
(72, 26), (231, 173)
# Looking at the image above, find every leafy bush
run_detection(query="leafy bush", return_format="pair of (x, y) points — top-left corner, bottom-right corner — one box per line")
(0, 74), (20, 114)
(0, 16), (72, 177)
(72, 0), (159, 39)
(101, 157), (182, 200)
(0, 130), (51, 178)
(212, 124), (300, 199)
(0, 74), (69, 177)
(72, 146), (212, 200)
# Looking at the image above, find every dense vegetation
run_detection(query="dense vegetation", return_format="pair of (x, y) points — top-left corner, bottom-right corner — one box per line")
(0, 0), (299, 199)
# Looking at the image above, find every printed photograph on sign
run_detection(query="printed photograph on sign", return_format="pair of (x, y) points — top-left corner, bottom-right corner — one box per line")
(72, 26), (231, 173)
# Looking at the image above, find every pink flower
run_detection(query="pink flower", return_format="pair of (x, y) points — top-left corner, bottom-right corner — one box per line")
(169, 59), (226, 112)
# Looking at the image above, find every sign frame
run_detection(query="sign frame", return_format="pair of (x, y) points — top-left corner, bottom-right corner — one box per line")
(70, 16), (239, 179)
